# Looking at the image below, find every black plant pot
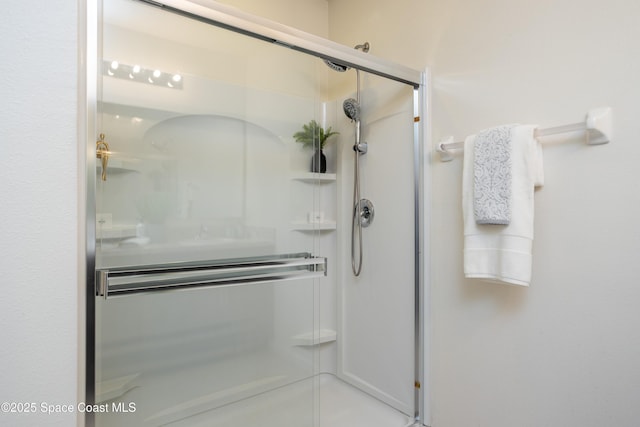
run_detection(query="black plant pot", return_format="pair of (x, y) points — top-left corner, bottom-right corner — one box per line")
(311, 149), (327, 173)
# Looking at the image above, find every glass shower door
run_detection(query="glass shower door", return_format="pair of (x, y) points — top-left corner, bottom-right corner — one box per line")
(93, 1), (330, 425)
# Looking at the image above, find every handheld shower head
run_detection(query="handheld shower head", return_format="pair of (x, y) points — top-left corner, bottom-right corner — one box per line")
(343, 98), (360, 121)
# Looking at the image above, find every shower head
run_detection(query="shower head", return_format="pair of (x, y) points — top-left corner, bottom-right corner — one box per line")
(323, 59), (350, 72)
(343, 98), (360, 121)
(323, 41), (370, 72)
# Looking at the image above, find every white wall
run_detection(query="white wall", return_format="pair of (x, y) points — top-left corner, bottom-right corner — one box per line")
(429, 2), (640, 426)
(331, 0), (640, 426)
(0, 1), (79, 427)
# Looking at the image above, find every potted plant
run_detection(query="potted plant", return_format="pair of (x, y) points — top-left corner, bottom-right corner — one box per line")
(293, 120), (339, 173)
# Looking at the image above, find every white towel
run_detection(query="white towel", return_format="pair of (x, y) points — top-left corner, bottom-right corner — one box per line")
(462, 124), (544, 286)
(473, 125), (514, 224)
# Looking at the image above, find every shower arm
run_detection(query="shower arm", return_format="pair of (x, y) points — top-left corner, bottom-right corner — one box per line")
(354, 42), (370, 53)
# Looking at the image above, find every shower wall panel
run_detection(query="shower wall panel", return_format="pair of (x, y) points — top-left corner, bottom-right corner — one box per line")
(336, 75), (416, 415)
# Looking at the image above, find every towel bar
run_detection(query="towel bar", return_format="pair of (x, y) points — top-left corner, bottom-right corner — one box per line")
(96, 253), (327, 299)
(436, 107), (612, 162)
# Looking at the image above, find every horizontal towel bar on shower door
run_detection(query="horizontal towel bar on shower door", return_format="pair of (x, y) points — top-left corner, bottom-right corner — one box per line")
(96, 253), (327, 299)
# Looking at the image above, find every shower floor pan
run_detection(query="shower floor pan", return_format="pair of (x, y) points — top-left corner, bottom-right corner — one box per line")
(95, 371), (413, 427)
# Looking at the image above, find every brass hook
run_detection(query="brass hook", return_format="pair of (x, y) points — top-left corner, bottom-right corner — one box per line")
(96, 133), (110, 181)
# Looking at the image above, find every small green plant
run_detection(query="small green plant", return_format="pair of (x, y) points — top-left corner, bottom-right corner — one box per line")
(293, 120), (339, 150)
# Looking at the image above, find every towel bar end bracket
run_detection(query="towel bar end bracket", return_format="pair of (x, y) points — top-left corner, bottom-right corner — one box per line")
(585, 106), (612, 145)
(436, 136), (455, 162)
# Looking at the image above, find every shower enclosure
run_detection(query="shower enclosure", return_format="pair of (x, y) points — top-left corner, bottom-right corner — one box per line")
(86, 0), (425, 426)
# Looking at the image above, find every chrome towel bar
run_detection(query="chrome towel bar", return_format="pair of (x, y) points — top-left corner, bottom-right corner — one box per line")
(96, 253), (327, 299)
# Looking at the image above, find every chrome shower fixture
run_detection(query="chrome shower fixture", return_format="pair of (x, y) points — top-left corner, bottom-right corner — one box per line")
(323, 59), (350, 72)
(323, 41), (370, 72)
(321, 40), (371, 277)
(354, 141), (368, 154)
(357, 199), (374, 227)
(343, 98), (366, 153)
(343, 98), (361, 121)
(354, 42), (370, 53)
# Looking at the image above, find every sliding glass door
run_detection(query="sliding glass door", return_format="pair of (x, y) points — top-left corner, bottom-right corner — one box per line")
(93, 0), (331, 425)
(89, 1), (424, 426)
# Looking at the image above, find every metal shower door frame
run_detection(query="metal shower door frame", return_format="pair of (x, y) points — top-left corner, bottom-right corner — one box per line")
(81, 0), (428, 425)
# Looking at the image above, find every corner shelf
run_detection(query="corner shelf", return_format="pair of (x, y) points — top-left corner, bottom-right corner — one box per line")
(291, 329), (337, 346)
(97, 224), (137, 239)
(96, 373), (139, 403)
(291, 172), (336, 183)
(291, 221), (336, 231)
(290, 172), (337, 232)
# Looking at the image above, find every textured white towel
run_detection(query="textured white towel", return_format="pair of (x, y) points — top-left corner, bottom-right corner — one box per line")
(473, 125), (514, 224)
(463, 124), (543, 286)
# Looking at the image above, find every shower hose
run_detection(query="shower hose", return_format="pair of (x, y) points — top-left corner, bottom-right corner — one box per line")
(351, 128), (363, 277)
(351, 68), (364, 277)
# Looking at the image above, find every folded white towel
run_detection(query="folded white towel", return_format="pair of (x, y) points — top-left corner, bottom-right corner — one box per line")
(473, 125), (514, 225)
(463, 124), (543, 286)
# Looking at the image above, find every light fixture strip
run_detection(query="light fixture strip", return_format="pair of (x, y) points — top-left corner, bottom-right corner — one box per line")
(103, 60), (183, 90)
